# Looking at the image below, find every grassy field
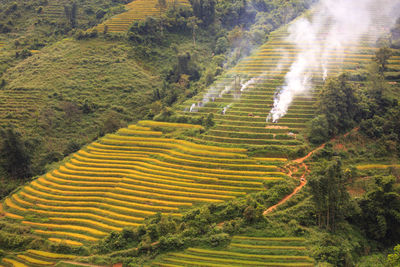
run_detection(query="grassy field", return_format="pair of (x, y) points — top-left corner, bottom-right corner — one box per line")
(0, 37), (163, 174)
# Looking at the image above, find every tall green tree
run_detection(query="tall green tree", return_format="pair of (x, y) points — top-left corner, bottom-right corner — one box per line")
(191, 0), (215, 26)
(357, 176), (400, 245)
(187, 16), (201, 47)
(64, 2), (78, 28)
(318, 74), (360, 137)
(0, 127), (32, 179)
(308, 158), (351, 231)
(374, 47), (392, 74)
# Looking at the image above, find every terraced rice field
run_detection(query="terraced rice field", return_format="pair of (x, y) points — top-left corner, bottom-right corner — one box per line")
(151, 235), (314, 266)
(94, 0), (190, 33)
(0, 88), (44, 128)
(1, 3), (397, 255)
(1, 249), (76, 267)
(1, 122), (286, 245)
(37, 0), (90, 25)
(177, 14), (397, 155)
(356, 164), (400, 170)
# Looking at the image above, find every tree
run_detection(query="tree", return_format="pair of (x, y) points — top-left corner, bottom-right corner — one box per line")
(187, 16), (201, 47)
(215, 36), (229, 54)
(374, 47), (392, 73)
(357, 176), (400, 245)
(308, 158), (351, 231)
(64, 2), (78, 28)
(156, 0), (167, 35)
(387, 244), (400, 266)
(203, 113), (215, 129)
(318, 74), (360, 137)
(0, 127), (32, 179)
(191, 0), (215, 27)
(308, 115), (329, 145)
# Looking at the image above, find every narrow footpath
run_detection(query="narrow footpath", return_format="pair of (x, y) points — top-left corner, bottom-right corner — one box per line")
(263, 143), (326, 215)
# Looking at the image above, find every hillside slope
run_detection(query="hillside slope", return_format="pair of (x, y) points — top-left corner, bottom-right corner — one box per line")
(1, 1), (400, 266)
(0, 38), (162, 175)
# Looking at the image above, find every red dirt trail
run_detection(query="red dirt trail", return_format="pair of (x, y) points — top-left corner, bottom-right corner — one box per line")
(263, 128), (359, 215)
(263, 143), (325, 215)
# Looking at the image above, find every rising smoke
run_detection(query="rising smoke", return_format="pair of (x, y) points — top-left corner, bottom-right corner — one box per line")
(267, 0), (400, 123)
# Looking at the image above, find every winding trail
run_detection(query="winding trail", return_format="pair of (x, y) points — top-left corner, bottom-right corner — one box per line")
(263, 143), (326, 215)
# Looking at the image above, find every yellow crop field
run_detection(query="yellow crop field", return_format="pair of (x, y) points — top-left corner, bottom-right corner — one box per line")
(48, 238), (83, 246)
(113, 186), (224, 203)
(22, 221), (108, 237)
(17, 255), (54, 266)
(151, 235), (313, 266)
(356, 164), (400, 170)
(49, 218), (122, 232)
(29, 208), (140, 227)
(5, 198), (26, 212)
(138, 120), (204, 129)
(2, 258), (28, 267)
(117, 128), (163, 136)
(27, 250), (76, 259)
(35, 229), (99, 242)
(93, 0), (190, 33)
(33, 202), (145, 222)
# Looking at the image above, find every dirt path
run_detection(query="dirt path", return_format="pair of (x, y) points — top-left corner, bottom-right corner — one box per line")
(263, 128), (359, 215)
(263, 143), (324, 215)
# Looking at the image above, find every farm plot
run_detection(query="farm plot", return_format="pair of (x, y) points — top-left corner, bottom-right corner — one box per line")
(151, 235), (314, 266)
(178, 21), (390, 156)
(94, 0), (190, 33)
(1, 249), (76, 267)
(1, 122), (283, 245)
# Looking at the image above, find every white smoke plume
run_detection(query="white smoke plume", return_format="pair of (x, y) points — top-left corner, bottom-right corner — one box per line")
(267, 0), (400, 123)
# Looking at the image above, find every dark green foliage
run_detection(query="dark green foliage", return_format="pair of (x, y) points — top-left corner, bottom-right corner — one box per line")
(63, 140), (82, 156)
(387, 244), (400, 266)
(309, 225), (367, 267)
(74, 29), (98, 40)
(360, 105), (400, 156)
(374, 47), (393, 73)
(0, 178), (25, 199)
(128, 17), (163, 45)
(0, 221), (43, 250)
(94, 181), (294, 264)
(100, 112), (125, 136)
(215, 36), (229, 54)
(391, 18), (400, 48)
(203, 113), (215, 129)
(190, 0), (216, 27)
(308, 158), (351, 232)
(15, 49), (32, 59)
(0, 127), (32, 179)
(64, 2), (78, 28)
(356, 176), (400, 245)
(318, 74), (360, 137)
(308, 115), (329, 145)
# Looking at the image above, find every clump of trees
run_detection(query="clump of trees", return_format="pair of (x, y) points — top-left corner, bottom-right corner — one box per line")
(0, 127), (32, 180)
(356, 176), (400, 245)
(308, 47), (399, 156)
(308, 158), (351, 232)
(92, 180), (294, 265)
(309, 73), (360, 143)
